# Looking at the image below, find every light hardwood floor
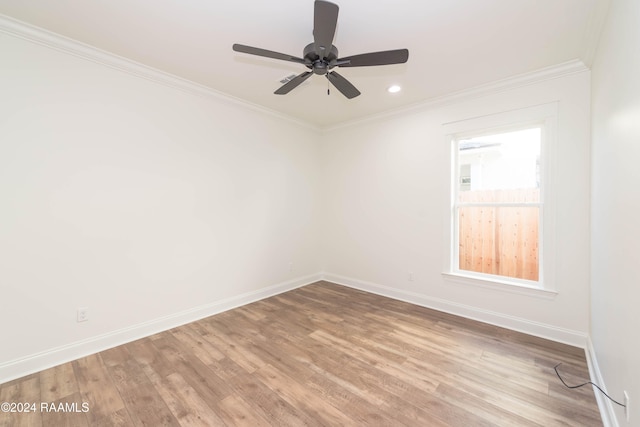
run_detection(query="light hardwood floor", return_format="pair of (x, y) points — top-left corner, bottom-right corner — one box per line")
(0, 281), (602, 426)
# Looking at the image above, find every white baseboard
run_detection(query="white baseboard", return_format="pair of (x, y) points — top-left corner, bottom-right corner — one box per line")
(586, 337), (619, 427)
(321, 272), (588, 348)
(3, 272), (608, 425)
(0, 273), (323, 384)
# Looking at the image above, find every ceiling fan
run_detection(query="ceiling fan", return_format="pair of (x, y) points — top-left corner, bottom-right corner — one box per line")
(232, 0), (409, 99)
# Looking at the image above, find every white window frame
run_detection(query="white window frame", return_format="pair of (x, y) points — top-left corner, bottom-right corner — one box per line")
(442, 103), (558, 296)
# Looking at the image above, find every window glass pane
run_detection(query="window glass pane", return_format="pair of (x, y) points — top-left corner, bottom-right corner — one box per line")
(459, 188), (540, 203)
(458, 206), (539, 281)
(458, 127), (541, 203)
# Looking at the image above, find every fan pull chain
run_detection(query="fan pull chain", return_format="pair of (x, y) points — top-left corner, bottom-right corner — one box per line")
(327, 75), (330, 95)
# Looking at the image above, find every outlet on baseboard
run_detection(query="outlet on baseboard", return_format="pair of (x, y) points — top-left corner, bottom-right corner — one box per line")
(77, 307), (89, 322)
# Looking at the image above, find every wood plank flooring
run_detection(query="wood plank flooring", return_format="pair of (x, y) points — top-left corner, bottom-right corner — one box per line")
(0, 281), (602, 426)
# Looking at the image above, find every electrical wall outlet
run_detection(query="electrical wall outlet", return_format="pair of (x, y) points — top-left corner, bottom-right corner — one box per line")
(408, 272), (414, 281)
(77, 307), (89, 322)
(288, 262), (294, 272)
(624, 391), (630, 422)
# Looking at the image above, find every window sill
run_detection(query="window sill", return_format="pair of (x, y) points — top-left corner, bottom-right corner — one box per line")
(442, 272), (558, 299)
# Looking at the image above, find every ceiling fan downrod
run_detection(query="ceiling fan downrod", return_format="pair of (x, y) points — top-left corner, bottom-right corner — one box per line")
(232, 0), (409, 99)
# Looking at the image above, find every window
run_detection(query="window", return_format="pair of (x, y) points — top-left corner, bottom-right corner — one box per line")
(454, 126), (541, 283)
(443, 103), (557, 293)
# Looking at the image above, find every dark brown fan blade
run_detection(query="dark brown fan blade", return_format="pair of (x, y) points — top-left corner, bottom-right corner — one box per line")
(233, 44), (307, 65)
(274, 71), (313, 95)
(313, 0), (339, 59)
(337, 49), (409, 67)
(326, 71), (361, 99)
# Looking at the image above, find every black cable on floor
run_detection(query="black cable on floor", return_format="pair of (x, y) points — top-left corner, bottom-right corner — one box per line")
(554, 363), (625, 407)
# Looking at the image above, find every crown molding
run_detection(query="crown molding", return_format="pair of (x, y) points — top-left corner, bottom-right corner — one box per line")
(324, 59), (589, 132)
(580, 0), (612, 67)
(0, 12), (591, 134)
(0, 13), (319, 132)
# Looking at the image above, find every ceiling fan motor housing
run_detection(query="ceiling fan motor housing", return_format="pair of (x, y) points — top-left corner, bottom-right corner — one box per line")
(303, 43), (338, 75)
(232, 1), (408, 98)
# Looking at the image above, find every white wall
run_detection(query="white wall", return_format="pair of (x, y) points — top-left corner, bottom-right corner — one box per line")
(321, 71), (592, 345)
(591, 0), (640, 424)
(0, 12), (610, 399)
(0, 33), (321, 381)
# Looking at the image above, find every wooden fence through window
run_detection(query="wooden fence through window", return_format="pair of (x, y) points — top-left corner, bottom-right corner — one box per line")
(458, 189), (539, 281)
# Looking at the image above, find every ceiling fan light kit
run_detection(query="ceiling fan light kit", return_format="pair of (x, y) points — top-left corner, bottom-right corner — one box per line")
(232, 0), (409, 99)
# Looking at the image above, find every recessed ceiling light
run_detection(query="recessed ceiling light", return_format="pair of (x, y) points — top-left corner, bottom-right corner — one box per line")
(387, 85), (401, 93)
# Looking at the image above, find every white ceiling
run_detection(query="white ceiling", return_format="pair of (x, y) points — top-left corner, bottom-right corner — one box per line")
(0, 0), (608, 128)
